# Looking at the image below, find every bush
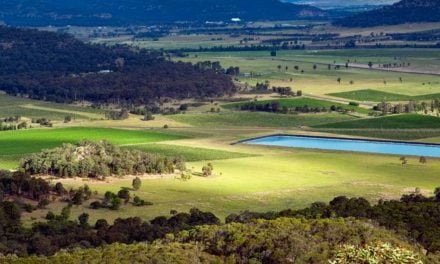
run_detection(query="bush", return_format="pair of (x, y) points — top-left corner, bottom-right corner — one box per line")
(349, 101), (359, 106)
(117, 188), (131, 203)
(143, 112), (155, 121)
(133, 196), (153, 207)
(110, 197), (122, 210)
(37, 199), (50, 209)
(78, 213), (89, 226)
(46, 211), (55, 220)
(329, 242), (423, 264)
(132, 177), (142, 190)
(90, 201), (103, 209)
(202, 163), (214, 177)
(64, 115), (72, 123)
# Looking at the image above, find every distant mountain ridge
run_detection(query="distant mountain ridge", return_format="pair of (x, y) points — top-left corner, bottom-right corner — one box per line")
(0, 0), (328, 26)
(333, 0), (440, 27)
(284, 0), (398, 8)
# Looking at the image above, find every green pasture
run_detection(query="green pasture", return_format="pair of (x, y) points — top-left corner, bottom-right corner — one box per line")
(315, 114), (440, 129)
(313, 129), (440, 141)
(330, 89), (440, 102)
(0, 93), (105, 120)
(0, 127), (186, 169)
(34, 144), (440, 224)
(177, 50), (440, 96)
(169, 112), (357, 128)
(126, 143), (256, 162)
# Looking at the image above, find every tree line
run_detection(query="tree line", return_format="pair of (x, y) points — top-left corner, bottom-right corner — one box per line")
(237, 101), (353, 114)
(3, 219), (427, 263)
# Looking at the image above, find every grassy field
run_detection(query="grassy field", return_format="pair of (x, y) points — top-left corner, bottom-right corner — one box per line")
(315, 114), (440, 129)
(313, 129), (440, 141)
(0, 127), (186, 169)
(330, 89), (440, 102)
(126, 143), (257, 162)
(177, 49), (440, 96)
(28, 141), (440, 224)
(0, 109), (434, 225)
(169, 112), (358, 128)
(0, 93), (105, 120)
(224, 97), (371, 114)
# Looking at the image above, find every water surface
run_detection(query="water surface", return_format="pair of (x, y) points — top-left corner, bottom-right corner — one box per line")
(243, 135), (440, 158)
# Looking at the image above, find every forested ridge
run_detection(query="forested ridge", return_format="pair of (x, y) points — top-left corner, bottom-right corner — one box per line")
(0, 26), (236, 104)
(0, 0), (327, 27)
(333, 0), (440, 27)
(1, 219), (428, 263)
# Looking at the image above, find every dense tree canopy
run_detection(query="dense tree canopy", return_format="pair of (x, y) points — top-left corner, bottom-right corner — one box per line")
(227, 190), (440, 254)
(334, 0), (440, 27)
(0, 26), (235, 104)
(0, 0), (327, 26)
(0, 218), (428, 263)
(20, 140), (185, 178)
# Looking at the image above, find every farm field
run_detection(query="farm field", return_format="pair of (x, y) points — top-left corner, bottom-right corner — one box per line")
(313, 129), (440, 140)
(0, 104), (436, 224)
(315, 114), (440, 129)
(19, 126), (440, 224)
(0, 93), (105, 121)
(329, 89), (440, 102)
(168, 112), (358, 128)
(126, 143), (256, 162)
(0, 127), (186, 169)
(176, 49), (440, 96)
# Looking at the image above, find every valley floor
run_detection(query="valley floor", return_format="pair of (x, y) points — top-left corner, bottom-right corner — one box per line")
(1, 47), (440, 225)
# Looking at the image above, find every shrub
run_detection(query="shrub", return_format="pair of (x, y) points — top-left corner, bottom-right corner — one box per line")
(90, 201), (103, 209)
(133, 196), (153, 207)
(117, 188), (131, 203)
(132, 177), (142, 190)
(329, 242), (423, 264)
(349, 101), (359, 106)
(37, 199), (50, 209)
(202, 163), (214, 177)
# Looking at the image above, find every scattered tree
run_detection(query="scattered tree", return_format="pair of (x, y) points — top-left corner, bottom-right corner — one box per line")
(132, 177), (142, 190)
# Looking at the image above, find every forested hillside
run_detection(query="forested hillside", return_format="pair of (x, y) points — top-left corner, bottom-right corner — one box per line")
(0, 26), (235, 104)
(333, 0), (440, 27)
(0, 0), (327, 26)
